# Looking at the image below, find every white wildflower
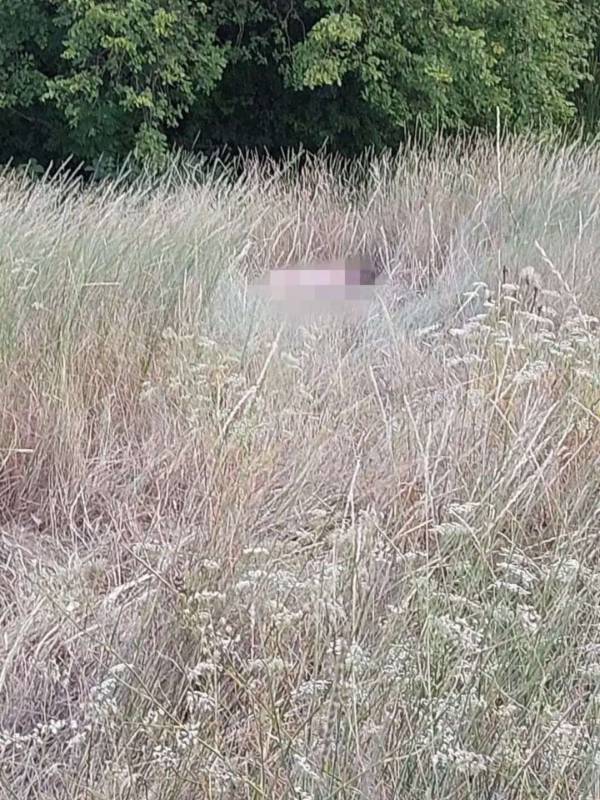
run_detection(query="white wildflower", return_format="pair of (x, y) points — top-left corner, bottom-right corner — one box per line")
(497, 555), (538, 591)
(539, 714), (583, 773)
(200, 559), (220, 571)
(175, 721), (202, 751)
(294, 789), (315, 800)
(516, 604), (541, 635)
(327, 637), (347, 657)
(383, 643), (411, 681)
(242, 546), (270, 557)
(447, 353), (481, 368)
(194, 590), (226, 602)
(88, 674), (119, 721)
(433, 745), (490, 775)
(492, 604), (515, 625)
(433, 615), (483, 653)
(448, 501), (481, 519)
(292, 680), (330, 702)
(247, 657), (287, 675)
(151, 743), (180, 770)
(493, 579), (531, 597)
(512, 360), (548, 386)
(187, 661), (219, 679)
(432, 521), (472, 541)
(344, 642), (371, 674)
(186, 690), (216, 714)
(578, 643), (600, 680)
(552, 557), (584, 584)
(386, 599), (410, 616)
(293, 754), (321, 780)
(66, 728), (89, 751)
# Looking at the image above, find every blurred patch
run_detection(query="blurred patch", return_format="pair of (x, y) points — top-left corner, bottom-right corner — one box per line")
(249, 256), (386, 321)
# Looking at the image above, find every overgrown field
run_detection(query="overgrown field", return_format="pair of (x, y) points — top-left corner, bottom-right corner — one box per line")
(0, 137), (599, 799)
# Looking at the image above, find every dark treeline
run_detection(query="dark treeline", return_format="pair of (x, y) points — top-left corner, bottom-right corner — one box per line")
(1, 0), (600, 172)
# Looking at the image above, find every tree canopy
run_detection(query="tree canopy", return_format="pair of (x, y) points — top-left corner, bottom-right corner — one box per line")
(1, 0), (598, 169)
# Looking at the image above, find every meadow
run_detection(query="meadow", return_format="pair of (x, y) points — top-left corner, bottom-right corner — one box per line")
(0, 136), (599, 799)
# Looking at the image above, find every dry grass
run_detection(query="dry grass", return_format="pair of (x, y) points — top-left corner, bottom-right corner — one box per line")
(0, 135), (599, 799)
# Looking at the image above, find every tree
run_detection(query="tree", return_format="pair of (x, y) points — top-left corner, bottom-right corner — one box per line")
(285, 0), (594, 139)
(0, 0), (598, 167)
(0, 0), (226, 168)
(0, 0), (63, 163)
(182, 0), (596, 155)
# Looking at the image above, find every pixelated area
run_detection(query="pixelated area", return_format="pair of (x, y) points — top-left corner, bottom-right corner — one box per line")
(249, 257), (385, 319)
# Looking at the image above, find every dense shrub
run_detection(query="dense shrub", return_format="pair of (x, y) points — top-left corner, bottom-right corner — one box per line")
(0, 0), (598, 168)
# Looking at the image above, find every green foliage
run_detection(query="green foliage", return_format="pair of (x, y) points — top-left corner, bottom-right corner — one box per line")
(0, 1), (63, 162)
(0, 3), (49, 109)
(183, 0), (598, 154)
(44, 0), (226, 164)
(576, 19), (600, 134)
(0, 0), (225, 167)
(0, 0), (598, 167)
(289, 13), (365, 90)
(287, 0), (594, 134)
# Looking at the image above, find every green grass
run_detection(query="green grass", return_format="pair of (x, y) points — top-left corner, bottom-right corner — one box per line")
(0, 135), (598, 799)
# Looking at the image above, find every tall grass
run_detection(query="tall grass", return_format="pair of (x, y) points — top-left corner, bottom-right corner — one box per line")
(0, 135), (599, 799)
